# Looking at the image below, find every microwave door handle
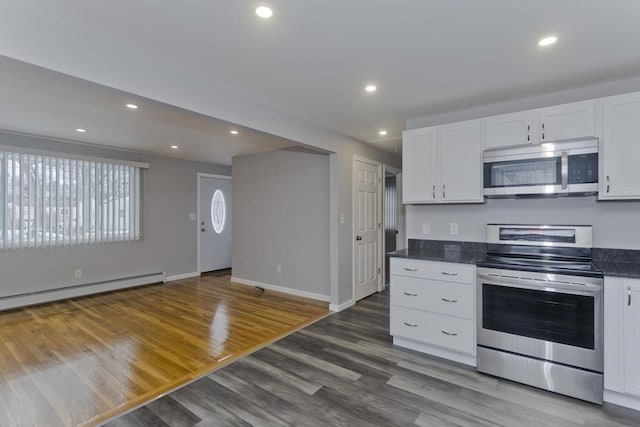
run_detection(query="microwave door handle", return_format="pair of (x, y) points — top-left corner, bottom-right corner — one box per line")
(561, 151), (568, 190)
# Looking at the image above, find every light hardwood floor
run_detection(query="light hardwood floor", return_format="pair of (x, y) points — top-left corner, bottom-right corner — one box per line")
(0, 274), (329, 426)
(111, 288), (640, 427)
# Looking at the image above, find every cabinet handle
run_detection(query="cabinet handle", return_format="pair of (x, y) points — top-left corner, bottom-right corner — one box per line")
(441, 330), (458, 336)
(541, 122), (545, 140)
(441, 298), (458, 303)
(629, 286), (632, 306)
(404, 267), (418, 272)
(441, 272), (458, 276)
(527, 125), (530, 142)
(606, 176), (610, 193)
(403, 292), (418, 297)
(404, 322), (418, 328)
(442, 184), (446, 199)
(432, 185), (436, 200)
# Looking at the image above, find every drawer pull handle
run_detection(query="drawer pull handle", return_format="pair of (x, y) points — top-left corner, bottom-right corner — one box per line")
(441, 330), (458, 336)
(403, 292), (418, 297)
(441, 298), (458, 303)
(404, 268), (419, 272)
(403, 322), (418, 328)
(441, 272), (458, 276)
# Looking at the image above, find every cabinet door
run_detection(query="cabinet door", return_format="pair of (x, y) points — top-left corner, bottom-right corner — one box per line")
(402, 128), (438, 203)
(485, 111), (537, 148)
(624, 280), (640, 397)
(539, 100), (596, 142)
(439, 120), (484, 203)
(600, 92), (640, 199)
(604, 276), (624, 393)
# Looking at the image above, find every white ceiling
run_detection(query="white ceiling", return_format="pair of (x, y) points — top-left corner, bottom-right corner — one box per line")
(0, 0), (639, 159)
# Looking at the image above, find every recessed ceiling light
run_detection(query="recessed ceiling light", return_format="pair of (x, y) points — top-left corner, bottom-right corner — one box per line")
(126, 103), (139, 110)
(379, 130), (388, 136)
(170, 145), (179, 150)
(365, 84), (377, 93)
(255, 6), (273, 18)
(538, 36), (558, 47)
(230, 130), (239, 135)
(75, 128), (86, 133)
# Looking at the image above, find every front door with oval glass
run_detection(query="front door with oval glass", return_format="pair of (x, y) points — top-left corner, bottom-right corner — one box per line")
(199, 176), (231, 272)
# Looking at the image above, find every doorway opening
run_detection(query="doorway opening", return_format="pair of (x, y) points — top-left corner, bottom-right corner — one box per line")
(383, 166), (404, 285)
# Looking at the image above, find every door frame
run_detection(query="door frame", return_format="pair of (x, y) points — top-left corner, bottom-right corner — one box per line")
(382, 164), (404, 288)
(196, 173), (232, 275)
(352, 155), (383, 301)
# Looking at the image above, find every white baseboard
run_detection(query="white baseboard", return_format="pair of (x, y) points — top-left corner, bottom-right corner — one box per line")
(166, 271), (200, 282)
(393, 336), (477, 367)
(0, 272), (165, 311)
(230, 276), (330, 302)
(329, 299), (355, 312)
(604, 389), (640, 411)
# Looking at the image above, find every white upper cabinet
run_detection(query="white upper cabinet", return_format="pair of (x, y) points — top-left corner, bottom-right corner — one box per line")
(439, 120), (484, 202)
(485, 100), (596, 149)
(402, 127), (438, 203)
(539, 100), (596, 142)
(600, 91), (640, 200)
(485, 111), (538, 149)
(403, 120), (483, 204)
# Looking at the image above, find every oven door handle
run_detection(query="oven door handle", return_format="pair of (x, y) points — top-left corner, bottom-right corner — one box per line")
(477, 273), (602, 295)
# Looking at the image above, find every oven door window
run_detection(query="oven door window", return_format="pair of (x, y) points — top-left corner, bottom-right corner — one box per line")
(482, 284), (594, 349)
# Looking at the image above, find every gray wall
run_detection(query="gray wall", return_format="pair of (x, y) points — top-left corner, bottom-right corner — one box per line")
(232, 149), (330, 297)
(407, 197), (640, 250)
(0, 132), (230, 298)
(405, 77), (640, 251)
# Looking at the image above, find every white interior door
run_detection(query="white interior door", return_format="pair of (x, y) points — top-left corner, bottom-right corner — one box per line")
(199, 175), (231, 272)
(354, 158), (381, 301)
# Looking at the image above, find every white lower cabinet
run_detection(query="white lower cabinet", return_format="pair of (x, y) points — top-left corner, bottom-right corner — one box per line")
(390, 257), (476, 366)
(604, 276), (640, 410)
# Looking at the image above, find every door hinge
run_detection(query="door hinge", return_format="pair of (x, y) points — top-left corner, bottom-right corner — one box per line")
(378, 267), (381, 274)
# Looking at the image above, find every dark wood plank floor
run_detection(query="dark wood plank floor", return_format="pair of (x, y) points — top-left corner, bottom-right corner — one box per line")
(107, 289), (640, 426)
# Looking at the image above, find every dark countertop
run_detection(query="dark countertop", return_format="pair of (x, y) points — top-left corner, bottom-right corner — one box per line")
(594, 261), (640, 280)
(388, 248), (485, 265)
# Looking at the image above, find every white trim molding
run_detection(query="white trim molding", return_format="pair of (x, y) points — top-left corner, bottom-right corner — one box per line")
(393, 337), (477, 367)
(165, 272), (200, 282)
(230, 276), (330, 303)
(329, 299), (355, 312)
(604, 390), (640, 411)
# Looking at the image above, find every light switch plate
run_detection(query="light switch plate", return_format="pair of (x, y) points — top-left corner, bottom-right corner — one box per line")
(450, 222), (459, 235)
(422, 222), (431, 234)
(339, 214), (345, 224)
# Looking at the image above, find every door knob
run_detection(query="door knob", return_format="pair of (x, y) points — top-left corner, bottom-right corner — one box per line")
(356, 235), (363, 241)
(201, 228), (205, 232)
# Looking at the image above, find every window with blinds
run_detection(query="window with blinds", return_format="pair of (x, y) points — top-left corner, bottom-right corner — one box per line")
(0, 150), (143, 250)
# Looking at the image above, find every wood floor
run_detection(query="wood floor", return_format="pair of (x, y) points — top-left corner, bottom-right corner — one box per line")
(110, 288), (640, 427)
(0, 274), (329, 427)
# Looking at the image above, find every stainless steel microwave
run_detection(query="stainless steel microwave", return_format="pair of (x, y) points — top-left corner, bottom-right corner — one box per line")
(483, 139), (599, 198)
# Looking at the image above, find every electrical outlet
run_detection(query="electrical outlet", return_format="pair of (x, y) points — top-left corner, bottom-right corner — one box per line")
(422, 222), (431, 235)
(188, 213), (196, 221)
(276, 265), (282, 274)
(450, 223), (459, 235)
(74, 269), (82, 279)
(339, 214), (345, 224)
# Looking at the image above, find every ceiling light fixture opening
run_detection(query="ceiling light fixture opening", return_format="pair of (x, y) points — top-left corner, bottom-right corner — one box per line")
(126, 103), (139, 110)
(379, 130), (388, 136)
(170, 145), (179, 150)
(230, 130), (239, 135)
(256, 5), (273, 18)
(538, 36), (558, 47)
(365, 84), (377, 93)
(75, 128), (86, 133)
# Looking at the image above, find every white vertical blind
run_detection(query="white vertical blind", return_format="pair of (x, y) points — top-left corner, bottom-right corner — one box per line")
(0, 150), (143, 250)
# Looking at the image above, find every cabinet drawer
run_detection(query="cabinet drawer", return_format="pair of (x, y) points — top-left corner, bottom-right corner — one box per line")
(391, 276), (474, 319)
(390, 258), (474, 283)
(390, 306), (475, 354)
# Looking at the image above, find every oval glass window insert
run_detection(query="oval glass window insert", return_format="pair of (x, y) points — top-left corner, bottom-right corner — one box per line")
(211, 189), (226, 234)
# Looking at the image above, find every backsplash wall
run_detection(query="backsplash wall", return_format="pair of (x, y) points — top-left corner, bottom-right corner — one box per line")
(406, 196), (640, 250)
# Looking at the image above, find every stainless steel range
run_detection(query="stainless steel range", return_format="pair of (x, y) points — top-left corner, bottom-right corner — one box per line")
(476, 224), (604, 404)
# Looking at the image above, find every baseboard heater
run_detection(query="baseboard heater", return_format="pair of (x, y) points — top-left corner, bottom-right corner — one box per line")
(0, 272), (166, 311)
